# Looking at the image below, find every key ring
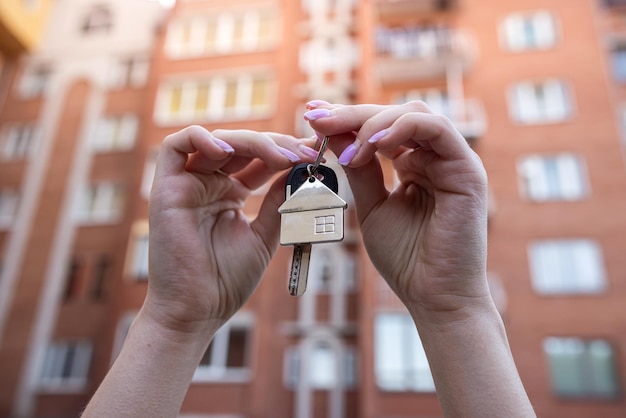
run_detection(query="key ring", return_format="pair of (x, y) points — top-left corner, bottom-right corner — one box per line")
(307, 135), (329, 178)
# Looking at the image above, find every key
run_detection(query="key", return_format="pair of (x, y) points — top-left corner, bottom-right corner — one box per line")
(279, 161), (347, 296)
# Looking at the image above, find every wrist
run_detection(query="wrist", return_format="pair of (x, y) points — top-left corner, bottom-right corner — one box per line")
(406, 293), (503, 334)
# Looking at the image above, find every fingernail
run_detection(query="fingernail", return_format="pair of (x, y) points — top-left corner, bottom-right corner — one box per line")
(338, 143), (358, 166)
(214, 137), (234, 153)
(304, 109), (332, 121)
(298, 144), (320, 160)
(278, 146), (301, 163)
(315, 131), (324, 142)
(306, 99), (331, 109)
(368, 128), (389, 144)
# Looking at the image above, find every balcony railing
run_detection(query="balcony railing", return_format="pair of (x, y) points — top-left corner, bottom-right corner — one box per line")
(375, 26), (474, 84)
(376, 0), (456, 18)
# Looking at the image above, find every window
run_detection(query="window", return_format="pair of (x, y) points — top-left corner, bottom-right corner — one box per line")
(106, 57), (150, 89)
(81, 5), (112, 34)
(193, 314), (253, 382)
(91, 255), (111, 300)
(508, 80), (572, 124)
(165, 9), (279, 58)
(376, 26), (454, 59)
(74, 182), (125, 224)
(544, 337), (620, 399)
(395, 89), (451, 118)
(1, 123), (39, 160)
(518, 154), (588, 201)
(528, 240), (606, 294)
(40, 340), (92, 391)
(309, 245), (357, 293)
(374, 312), (435, 392)
(155, 74), (273, 124)
(284, 343), (356, 389)
(500, 11), (557, 51)
(18, 64), (51, 98)
(63, 257), (83, 301)
(91, 115), (138, 152)
(0, 189), (20, 229)
(127, 222), (149, 280)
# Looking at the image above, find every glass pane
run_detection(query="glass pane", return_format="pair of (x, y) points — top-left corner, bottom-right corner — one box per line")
(169, 85), (183, 115)
(224, 80), (238, 110)
(310, 344), (336, 388)
(251, 78), (268, 108)
(226, 328), (248, 368)
(588, 341), (619, 397)
(195, 83), (211, 115)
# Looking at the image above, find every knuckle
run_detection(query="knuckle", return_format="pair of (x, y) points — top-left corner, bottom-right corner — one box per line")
(404, 100), (433, 113)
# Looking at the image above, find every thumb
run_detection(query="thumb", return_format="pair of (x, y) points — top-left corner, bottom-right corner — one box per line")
(341, 155), (389, 225)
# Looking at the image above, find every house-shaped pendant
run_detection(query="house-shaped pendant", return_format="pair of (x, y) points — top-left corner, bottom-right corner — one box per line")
(278, 176), (347, 246)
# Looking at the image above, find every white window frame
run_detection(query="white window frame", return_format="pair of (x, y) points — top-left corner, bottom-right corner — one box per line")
(528, 239), (606, 295)
(18, 64), (51, 99)
(284, 342), (356, 390)
(499, 10), (558, 52)
(518, 153), (588, 201)
(543, 337), (620, 398)
(125, 220), (149, 281)
(106, 57), (150, 89)
(374, 312), (435, 392)
(193, 313), (254, 383)
(165, 9), (278, 59)
(508, 79), (572, 124)
(39, 340), (92, 392)
(74, 182), (125, 224)
(91, 114), (138, 153)
(0, 189), (20, 229)
(155, 73), (274, 125)
(1, 122), (40, 160)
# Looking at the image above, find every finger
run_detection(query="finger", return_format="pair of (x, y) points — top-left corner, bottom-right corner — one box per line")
(341, 154), (389, 224)
(231, 159), (281, 191)
(212, 130), (317, 170)
(156, 125), (234, 178)
(306, 102), (433, 167)
(369, 112), (472, 163)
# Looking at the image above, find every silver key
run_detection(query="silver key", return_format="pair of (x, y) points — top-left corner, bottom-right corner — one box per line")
(279, 136), (347, 296)
(288, 243), (311, 296)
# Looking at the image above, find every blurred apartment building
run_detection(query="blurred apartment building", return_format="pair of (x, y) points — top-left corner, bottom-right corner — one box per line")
(0, 0), (626, 417)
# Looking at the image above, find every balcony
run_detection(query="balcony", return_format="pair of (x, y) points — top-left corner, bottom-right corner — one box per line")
(376, 0), (456, 18)
(450, 98), (486, 141)
(375, 26), (474, 84)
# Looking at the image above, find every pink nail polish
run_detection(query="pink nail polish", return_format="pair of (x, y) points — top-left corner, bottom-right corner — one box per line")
(278, 147), (301, 163)
(304, 109), (332, 121)
(338, 143), (358, 166)
(368, 128), (388, 144)
(298, 144), (320, 160)
(306, 99), (331, 109)
(214, 138), (234, 153)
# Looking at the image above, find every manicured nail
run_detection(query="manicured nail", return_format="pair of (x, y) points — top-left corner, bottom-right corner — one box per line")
(214, 137), (234, 153)
(368, 128), (389, 144)
(315, 131), (324, 142)
(306, 99), (331, 109)
(298, 144), (320, 160)
(338, 143), (358, 166)
(304, 109), (332, 121)
(278, 146), (301, 163)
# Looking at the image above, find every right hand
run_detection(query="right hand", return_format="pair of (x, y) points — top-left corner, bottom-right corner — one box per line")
(306, 101), (492, 323)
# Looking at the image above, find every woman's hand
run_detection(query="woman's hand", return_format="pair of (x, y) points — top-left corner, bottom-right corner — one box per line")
(145, 126), (318, 336)
(306, 101), (490, 323)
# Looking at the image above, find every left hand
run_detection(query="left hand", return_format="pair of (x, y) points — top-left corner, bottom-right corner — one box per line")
(145, 126), (318, 336)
